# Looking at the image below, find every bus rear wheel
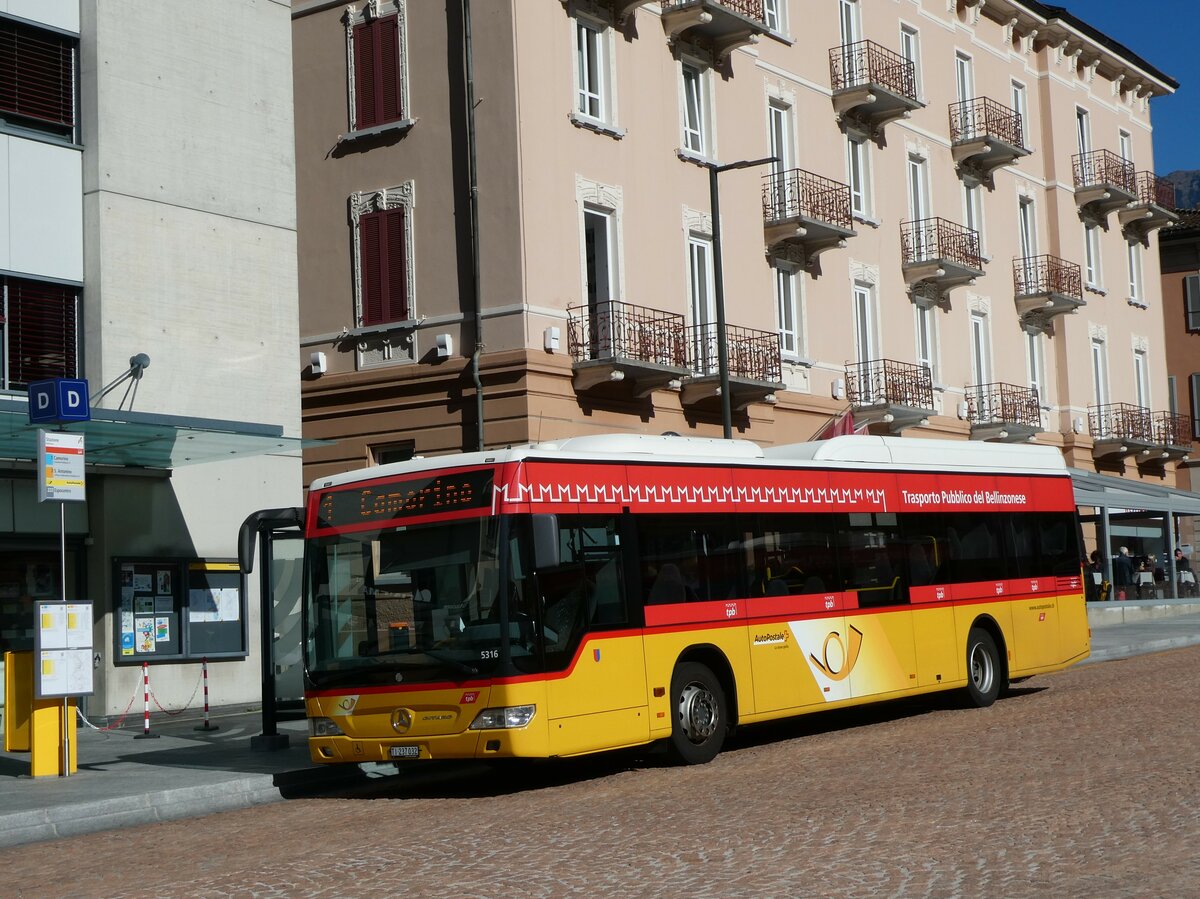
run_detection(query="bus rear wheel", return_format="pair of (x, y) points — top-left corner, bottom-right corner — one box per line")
(965, 627), (1002, 708)
(668, 662), (727, 765)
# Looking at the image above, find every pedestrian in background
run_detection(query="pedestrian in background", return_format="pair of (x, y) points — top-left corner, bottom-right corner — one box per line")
(1113, 546), (1134, 601)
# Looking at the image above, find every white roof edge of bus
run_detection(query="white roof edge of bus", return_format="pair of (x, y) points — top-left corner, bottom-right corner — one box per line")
(764, 435), (1068, 473)
(310, 433), (1068, 492)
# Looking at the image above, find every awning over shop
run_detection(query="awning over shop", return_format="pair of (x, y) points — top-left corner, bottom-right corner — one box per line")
(0, 398), (311, 470)
(1072, 468), (1200, 517)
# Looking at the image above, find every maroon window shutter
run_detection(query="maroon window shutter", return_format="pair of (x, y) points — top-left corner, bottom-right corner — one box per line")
(0, 19), (75, 134)
(353, 21), (378, 128)
(384, 207), (408, 321)
(6, 278), (78, 388)
(376, 17), (402, 123)
(359, 207), (408, 326)
(360, 210), (385, 325)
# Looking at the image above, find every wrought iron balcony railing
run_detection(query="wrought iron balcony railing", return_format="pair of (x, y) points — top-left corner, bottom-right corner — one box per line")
(1132, 171), (1176, 209)
(761, 168), (853, 230)
(1153, 411), (1193, 447)
(567, 300), (687, 368)
(901, 217), (983, 270)
(660, 0), (765, 22)
(965, 382), (1041, 428)
(1072, 149), (1135, 192)
(687, 322), (781, 383)
(846, 358), (933, 410)
(1089, 402), (1153, 442)
(829, 39), (918, 101)
(949, 96), (1025, 149)
(1013, 255), (1082, 299)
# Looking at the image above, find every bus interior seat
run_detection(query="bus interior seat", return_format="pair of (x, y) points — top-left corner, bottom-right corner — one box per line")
(648, 563), (685, 604)
(765, 578), (790, 596)
(801, 575), (826, 594)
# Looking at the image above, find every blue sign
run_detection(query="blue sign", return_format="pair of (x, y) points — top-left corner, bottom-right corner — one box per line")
(28, 379), (91, 424)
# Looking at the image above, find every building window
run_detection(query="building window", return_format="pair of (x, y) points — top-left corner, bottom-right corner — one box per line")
(351, 184), (414, 328)
(681, 62), (711, 157)
(1190, 373), (1200, 439)
(847, 135), (871, 219)
(914, 304), (937, 381)
(688, 234), (716, 373)
(1076, 107), (1091, 155)
(775, 262), (801, 359)
(954, 51), (974, 102)
(1127, 242), (1144, 305)
(574, 17), (612, 123)
(852, 282), (877, 362)
(1026, 330), (1045, 403)
(0, 276), (79, 390)
(1133, 349), (1150, 409)
(1184, 274), (1200, 331)
(1010, 80), (1028, 147)
(899, 25), (921, 97)
(0, 17), (77, 141)
(1092, 338), (1109, 408)
(584, 206), (618, 308)
(839, 0), (860, 44)
(1018, 196), (1037, 258)
(763, 0), (786, 33)
(969, 312), (991, 387)
(1084, 224), (1102, 288)
(1119, 129), (1133, 164)
(963, 183), (984, 253)
(345, 3), (409, 133)
(372, 441), (414, 466)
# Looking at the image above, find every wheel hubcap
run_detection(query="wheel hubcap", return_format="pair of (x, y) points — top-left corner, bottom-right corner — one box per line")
(969, 642), (994, 694)
(678, 682), (718, 744)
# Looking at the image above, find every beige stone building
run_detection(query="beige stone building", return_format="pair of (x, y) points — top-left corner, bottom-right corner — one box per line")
(291, 0), (1188, 515)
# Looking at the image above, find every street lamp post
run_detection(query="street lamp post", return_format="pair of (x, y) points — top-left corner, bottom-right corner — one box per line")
(708, 156), (779, 439)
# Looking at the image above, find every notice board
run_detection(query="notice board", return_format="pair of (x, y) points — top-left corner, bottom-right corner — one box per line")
(114, 558), (246, 664)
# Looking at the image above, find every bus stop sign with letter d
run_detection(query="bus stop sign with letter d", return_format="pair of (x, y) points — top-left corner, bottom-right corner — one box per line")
(27, 379), (91, 424)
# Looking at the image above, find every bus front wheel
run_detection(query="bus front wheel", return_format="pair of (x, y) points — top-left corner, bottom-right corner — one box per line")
(965, 627), (1002, 708)
(668, 662), (727, 765)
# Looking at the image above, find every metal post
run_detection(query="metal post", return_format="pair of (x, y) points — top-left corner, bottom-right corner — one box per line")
(707, 157), (778, 440)
(708, 164), (732, 439)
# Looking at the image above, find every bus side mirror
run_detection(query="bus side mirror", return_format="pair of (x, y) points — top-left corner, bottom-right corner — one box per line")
(531, 515), (560, 569)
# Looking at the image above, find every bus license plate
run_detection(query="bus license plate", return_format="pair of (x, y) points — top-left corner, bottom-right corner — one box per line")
(390, 745), (420, 760)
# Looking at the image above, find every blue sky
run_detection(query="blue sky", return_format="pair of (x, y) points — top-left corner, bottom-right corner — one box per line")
(1065, 0), (1196, 173)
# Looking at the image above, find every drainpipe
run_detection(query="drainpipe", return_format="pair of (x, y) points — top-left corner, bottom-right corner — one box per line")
(463, 0), (484, 451)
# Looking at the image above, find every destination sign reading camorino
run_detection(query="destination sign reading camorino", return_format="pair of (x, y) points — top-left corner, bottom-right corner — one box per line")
(317, 469), (494, 529)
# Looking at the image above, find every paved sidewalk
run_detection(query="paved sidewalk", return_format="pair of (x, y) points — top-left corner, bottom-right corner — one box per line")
(2, 608), (1199, 849)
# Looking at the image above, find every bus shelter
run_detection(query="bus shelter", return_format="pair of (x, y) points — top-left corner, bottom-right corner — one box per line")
(1073, 469), (1200, 599)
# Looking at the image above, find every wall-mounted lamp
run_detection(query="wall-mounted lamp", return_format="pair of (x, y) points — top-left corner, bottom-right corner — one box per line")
(1072, 416), (1085, 434)
(956, 401), (968, 420)
(832, 378), (845, 400)
(310, 351), (327, 375)
(544, 326), (561, 352)
(435, 333), (453, 359)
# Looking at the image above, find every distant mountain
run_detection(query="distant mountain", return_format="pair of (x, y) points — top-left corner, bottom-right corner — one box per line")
(1165, 170), (1200, 210)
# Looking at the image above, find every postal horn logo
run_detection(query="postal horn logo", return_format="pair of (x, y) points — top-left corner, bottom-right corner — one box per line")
(808, 624), (864, 682)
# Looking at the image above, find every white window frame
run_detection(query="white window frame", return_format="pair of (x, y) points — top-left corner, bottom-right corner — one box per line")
(852, 281), (878, 363)
(899, 24), (922, 98)
(914, 303), (938, 381)
(847, 134), (872, 220)
(1127, 241), (1144, 306)
(963, 183), (985, 256)
(1092, 338), (1110, 409)
(1084, 223), (1102, 290)
(688, 233), (717, 373)
(774, 260), (803, 361)
(1026, 330), (1045, 403)
(1010, 79), (1028, 147)
(343, 1), (412, 137)
(969, 312), (991, 387)
(906, 154), (929, 222)
(680, 61), (712, 159)
(1190, 372), (1200, 439)
(574, 16), (611, 124)
(763, 0), (786, 34)
(1119, 129), (1133, 164)
(954, 51), (975, 103)
(1133, 348), (1150, 409)
(839, 0), (860, 44)
(1018, 196), (1037, 259)
(1076, 106), (1091, 156)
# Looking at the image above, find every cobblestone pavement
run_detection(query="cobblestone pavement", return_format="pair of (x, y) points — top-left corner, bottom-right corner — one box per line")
(3, 646), (1198, 898)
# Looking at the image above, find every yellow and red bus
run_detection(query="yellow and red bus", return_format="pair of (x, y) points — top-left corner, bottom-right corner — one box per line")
(299, 433), (1088, 766)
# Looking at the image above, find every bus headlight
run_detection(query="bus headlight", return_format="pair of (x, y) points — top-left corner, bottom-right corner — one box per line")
(309, 717), (345, 737)
(469, 705), (536, 730)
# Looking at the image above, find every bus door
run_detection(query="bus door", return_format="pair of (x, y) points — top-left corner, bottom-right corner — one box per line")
(534, 514), (648, 755)
(268, 532), (305, 706)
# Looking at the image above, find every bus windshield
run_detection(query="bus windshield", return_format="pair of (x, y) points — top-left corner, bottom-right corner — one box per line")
(304, 516), (534, 687)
